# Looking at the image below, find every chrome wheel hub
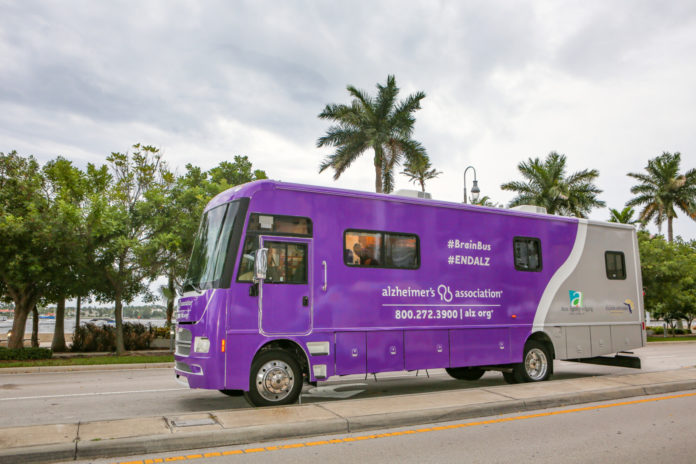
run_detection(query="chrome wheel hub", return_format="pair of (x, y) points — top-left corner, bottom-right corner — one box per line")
(255, 360), (294, 401)
(524, 348), (548, 381)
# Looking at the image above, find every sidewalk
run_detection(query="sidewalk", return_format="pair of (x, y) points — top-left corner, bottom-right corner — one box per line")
(1, 367), (696, 464)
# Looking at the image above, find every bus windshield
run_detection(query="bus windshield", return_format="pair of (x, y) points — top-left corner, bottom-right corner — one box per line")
(184, 201), (240, 291)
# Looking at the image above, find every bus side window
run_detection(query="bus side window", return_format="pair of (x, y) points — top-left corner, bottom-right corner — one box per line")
(605, 251), (626, 280)
(513, 237), (542, 272)
(344, 229), (419, 270)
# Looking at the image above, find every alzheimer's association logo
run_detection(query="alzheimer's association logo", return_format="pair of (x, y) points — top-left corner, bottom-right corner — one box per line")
(569, 291), (583, 308)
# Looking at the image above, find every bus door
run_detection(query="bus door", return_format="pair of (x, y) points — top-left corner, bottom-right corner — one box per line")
(259, 236), (312, 335)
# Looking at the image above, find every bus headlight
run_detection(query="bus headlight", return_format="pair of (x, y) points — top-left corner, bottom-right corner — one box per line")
(193, 337), (210, 353)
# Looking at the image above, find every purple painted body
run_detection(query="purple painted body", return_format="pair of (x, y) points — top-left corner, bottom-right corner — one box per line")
(174, 180), (578, 392)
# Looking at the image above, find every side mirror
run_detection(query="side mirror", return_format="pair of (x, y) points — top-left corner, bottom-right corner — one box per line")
(254, 248), (268, 281)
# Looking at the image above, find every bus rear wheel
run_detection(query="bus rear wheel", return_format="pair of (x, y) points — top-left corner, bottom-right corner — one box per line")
(244, 349), (303, 407)
(445, 367), (485, 381)
(513, 341), (552, 383)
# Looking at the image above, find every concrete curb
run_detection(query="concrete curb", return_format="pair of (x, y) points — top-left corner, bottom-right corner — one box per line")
(2, 375), (695, 464)
(0, 362), (173, 374)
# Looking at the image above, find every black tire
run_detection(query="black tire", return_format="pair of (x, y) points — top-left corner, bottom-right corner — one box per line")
(502, 371), (518, 384)
(219, 389), (244, 397)
(513, 340), (552, 383)
(445, 367), (485, 381)
(243, 349), (303, 407)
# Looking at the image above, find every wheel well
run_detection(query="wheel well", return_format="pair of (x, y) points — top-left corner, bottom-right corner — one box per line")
(257, 339), (310, 380)
(527, 331), (556, 360)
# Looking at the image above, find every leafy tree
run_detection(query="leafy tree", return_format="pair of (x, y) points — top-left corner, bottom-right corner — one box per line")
(155, 164), (217, 326)
(318, 75), (427, 194)
(92, 144), (174, 354)
(627, 152), (696, 242)
(41, 157), (89, 352)
(156, 158), (267, 325)
(501, 152), (605, 217)
(401, 155), (441, 192)
(0, 151), (84, 348)
(208, 155), (267, 188)
(638, 232), (696, 333)
(608, 206), (638, 224)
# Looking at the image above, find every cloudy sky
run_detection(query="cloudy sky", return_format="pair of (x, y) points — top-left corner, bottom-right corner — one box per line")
(2, 0), (695, 240)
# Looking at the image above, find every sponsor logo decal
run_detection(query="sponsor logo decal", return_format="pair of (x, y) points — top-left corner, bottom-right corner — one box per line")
(623, 299), (634, 313)
(569, 290), (583, 308)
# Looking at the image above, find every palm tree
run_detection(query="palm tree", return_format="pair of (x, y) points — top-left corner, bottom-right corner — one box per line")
(608, 206), (639, 225)
(627, 152), (696, 242)
(317, 75), (427, 194)
(501, 152), (605, 217)
(401, 156), (441, 192)
(471, 195), (501, 208)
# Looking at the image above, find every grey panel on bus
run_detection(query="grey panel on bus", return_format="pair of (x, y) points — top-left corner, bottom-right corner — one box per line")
(544, 326), (566, 359)
(566, 326), (591, 358)
(611, 325), (642, 353)
(537, 222), (644, 360)
(590, 325), (612, 357)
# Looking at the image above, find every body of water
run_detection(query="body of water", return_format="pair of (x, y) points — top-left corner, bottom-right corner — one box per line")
(0, 318), (168, 335)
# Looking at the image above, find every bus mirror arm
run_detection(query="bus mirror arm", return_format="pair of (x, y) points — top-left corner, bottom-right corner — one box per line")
(322, 260), (327, 292)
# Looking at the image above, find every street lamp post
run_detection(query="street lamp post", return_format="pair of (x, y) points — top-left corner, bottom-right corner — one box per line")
(463, 166), (480, 204)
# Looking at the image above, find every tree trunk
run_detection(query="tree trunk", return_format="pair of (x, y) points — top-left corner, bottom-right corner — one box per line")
(31, 305), (39, 348)
(8, 294), (34, 349)
(166, 274), (176, 326)
(668, 217), (673, 243)
(51, 296), (67, 352)
(75, 295), (81, 330)
(114, 293), (125, 355)
(374, 147), (383, 193)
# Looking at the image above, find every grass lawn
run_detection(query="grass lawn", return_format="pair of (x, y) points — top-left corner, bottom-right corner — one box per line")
(0, 354), (174, 368)
(647, 335), (696, 342)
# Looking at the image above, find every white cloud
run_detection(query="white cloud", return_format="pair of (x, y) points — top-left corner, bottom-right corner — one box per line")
(0, 0), (694, 242)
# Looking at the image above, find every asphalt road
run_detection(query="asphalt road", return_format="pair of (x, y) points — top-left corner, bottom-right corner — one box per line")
(72, 390), (696, 464)
(1, 342), (695, 428)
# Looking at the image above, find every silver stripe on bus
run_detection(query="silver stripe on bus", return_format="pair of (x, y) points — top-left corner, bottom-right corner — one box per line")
(533, 219), (588, 332)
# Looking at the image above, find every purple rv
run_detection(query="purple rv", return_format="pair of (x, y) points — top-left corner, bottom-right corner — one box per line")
(174, 180), (645, 407)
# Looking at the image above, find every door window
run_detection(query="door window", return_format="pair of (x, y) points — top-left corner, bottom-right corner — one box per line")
(265, 241), (308, 284)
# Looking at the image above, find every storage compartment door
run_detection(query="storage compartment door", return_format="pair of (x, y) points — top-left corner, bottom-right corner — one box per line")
(404, 330), (449, 370)
(367, 331), (404, 374)
(335, 332), (365, 375)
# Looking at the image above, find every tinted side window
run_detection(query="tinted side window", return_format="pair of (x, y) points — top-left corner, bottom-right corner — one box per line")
(265, 241), (308, 284)
(344, 230), (419, 270)
(514, 237), (542, 271)
(237, 213), (312, 282)
(247, 214), (312, 236)
(344, 231), (382, 267)
(385, 233), (418, 268)
(605, 251), (626, 280)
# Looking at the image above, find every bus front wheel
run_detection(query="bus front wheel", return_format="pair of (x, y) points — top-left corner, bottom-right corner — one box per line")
(244, 349), (303, 407)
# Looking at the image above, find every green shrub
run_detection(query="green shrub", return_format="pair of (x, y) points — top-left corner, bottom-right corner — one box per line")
(650, 326), (688, 335)
(152, 326), (171, 339)
(0, 346), (53, 360)
(71, 323), (156, 352)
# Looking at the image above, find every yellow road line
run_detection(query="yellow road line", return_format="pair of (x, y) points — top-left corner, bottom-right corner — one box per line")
(112, 391), (696, 464)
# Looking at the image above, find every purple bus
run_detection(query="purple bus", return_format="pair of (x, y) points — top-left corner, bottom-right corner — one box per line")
(175, 180), (645, 406)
